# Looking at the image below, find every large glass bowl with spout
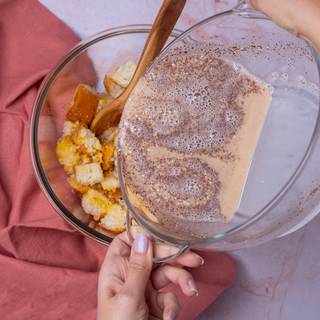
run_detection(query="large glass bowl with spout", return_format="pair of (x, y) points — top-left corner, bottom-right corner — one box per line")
(30, 3), (320, 255)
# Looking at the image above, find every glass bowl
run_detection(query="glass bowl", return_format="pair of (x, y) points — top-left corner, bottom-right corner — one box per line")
(30, 25), (183, 245)
(31, 4), (320, 253)
(118, 5), (320, 253)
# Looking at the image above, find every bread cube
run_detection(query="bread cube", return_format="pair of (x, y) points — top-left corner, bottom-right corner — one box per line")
(110, 60), (137, 87)
(56, 135), (80, 167)
(100, 203), (126, 233)
(81, 188), (110, 220)
(101, 171), (120, 191)
(75, 163), (103, 185)
(66, 84), (100, 126)
(103, 76), (123, 98)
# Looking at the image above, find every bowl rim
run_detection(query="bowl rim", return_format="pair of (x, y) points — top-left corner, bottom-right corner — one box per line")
(30, 24), (183, 246)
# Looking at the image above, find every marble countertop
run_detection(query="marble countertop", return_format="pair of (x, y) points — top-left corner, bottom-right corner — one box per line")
(40, 1), (320, 319)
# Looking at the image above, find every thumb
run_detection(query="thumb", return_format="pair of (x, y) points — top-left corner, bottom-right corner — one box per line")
(122, 233), (153, 299)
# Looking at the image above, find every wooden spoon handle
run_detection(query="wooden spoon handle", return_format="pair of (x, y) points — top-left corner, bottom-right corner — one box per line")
(124, 0), (186, 99)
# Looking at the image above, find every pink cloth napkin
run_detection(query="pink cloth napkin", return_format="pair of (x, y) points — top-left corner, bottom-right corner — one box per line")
(0, 1), (236, 319)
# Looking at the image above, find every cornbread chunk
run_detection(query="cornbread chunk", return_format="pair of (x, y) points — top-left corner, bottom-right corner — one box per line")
(100, 203), (126, 232)
(110, 60), (137, 87)
(82, 189), (110, 220)
(66, 84), (100, 125)
(75, 163), (103, 185)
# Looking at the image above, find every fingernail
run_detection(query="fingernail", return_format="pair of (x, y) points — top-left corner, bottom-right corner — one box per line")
(188, 279), (199, 296)
(199, 256), (205, 265)
(134, 233), (149, 254)
(166, 308), (178, 320)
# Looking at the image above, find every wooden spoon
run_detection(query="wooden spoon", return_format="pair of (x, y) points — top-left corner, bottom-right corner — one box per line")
(90, 0), (186, 135)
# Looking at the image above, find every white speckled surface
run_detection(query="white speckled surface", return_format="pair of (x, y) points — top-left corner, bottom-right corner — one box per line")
(39, 1), (320, 319)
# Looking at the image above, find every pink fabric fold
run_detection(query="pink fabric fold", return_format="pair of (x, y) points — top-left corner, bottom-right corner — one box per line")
(0, 1), (236, 319)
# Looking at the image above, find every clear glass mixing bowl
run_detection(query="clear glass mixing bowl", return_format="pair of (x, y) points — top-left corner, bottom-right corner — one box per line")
(30, 25), (183, 245)
(31, 4), (320, 253)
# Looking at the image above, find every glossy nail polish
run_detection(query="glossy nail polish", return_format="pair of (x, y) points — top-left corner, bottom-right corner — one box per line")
(134, 233), (149, 254)
(188, 279), (199, 296)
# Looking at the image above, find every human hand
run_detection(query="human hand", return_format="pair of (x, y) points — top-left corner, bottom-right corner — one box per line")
(97, 232), (203, 320)
(250, 0), (320, 51)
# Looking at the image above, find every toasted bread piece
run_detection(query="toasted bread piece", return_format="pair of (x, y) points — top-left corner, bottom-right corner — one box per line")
(66, 84), (100, 126)
(100, 203), (126, 233)
(81, 189), (110, 220)
(110, 60), (137, 87)
(75, 163), (104, 186)
(103, 76), (123, 99)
